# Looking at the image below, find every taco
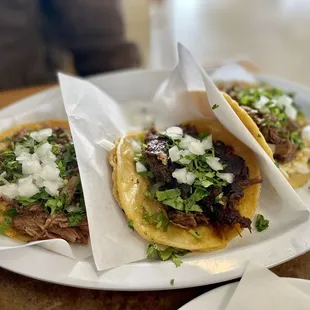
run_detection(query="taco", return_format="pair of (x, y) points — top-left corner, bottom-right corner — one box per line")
(217, 81), (310, 188)
(109, 119), (261, 252)
(0, 121), (88, 244)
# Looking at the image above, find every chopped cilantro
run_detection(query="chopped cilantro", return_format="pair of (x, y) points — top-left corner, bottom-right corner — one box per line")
(128, 219), (134, 231)
(142, 208), (170, 231)
(257, 134), (262, 138)
(156, 189), (181, 202)
(255, 214), (269, 232)
(44, 194), (68, 214)
(290, 131), (304, 149)
(16, 190), (50, 207)
(170, 279), (174, 286)
(68, 213), (84, 227)
(274, 161), (280, 168)
(199, 133), (210, 139)
(147, 243), (189, 267)
(2, 208), (18, 217)
(212, 104), (219, 110)
(0, 150), (22, 182)
(189, 229), (202, 239)
(0, 225), (7, 235)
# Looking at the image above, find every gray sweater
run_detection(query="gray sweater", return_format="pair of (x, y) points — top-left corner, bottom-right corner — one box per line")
(0, 0), (141, 90)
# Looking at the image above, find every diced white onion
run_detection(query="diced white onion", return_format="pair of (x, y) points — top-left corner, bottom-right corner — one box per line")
(268, 143), (276, 154)
(201, 135), (213, 150)
(0, 184), (19, 199)
(136, 162), (147, 173)
(172, 168), (188, 184)
(169, 146), (180, 162)
(66, 205), (81, 213)
(130, 140), (142, 153)
(277, 95), (297, 120)
(18, 176), (40, 197)
(166, 126), (183, 140)
(217, 172), (235, 183)
(22, 157), (42, 175)
(0, 172), (8, 185)
(206, 157), (223, 171)
(188, 141), (205, 155)
(16, 152), (32, 163)
(302, 125), (310, 143)
(33, 174), (44, 188)
(186, 172), (196, 185)
(179, 135), (199, 149)
(30, 128), (53, 142)
(43, 180), (61, 196)
(14, 144), (30, 156)
(39, 164), (60, 181)
(254, 96), (270, 112)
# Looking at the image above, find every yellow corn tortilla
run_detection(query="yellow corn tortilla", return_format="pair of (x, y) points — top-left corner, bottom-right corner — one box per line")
(0, 120), (70, 242)
(109, 119), (261, 252)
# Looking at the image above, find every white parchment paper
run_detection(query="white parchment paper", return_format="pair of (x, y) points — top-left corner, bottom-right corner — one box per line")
(58, 44), (308, 271)
(225, 262), (310, 309)
(0, 96), (92, 260)
(211, 62), (310, 205)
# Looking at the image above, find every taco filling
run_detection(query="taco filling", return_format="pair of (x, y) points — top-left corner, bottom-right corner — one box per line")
(134, 124), (261, 234)
(218, 82), (307, 164)
(0, 122), (88, 244)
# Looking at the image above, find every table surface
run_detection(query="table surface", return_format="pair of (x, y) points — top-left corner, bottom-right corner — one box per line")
(2, 0), (310, 308)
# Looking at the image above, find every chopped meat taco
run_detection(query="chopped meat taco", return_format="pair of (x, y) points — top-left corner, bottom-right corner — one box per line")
(217, 82), (310, 188)
(109, 119), (261, 252)
(0, 121), (88, 244)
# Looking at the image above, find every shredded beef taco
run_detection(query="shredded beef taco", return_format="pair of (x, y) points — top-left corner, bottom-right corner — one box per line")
(109, 119), (261, 252)
(0, 120), (89, 244)
(217, 81), (310, 188)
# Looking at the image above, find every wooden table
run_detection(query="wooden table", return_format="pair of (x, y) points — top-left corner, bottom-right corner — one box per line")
(0, 86), (310, 310)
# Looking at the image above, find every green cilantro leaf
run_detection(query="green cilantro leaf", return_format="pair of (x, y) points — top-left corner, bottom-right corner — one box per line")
(255, 214), (269, 232)
(212, 104), (219, 110)
(189, 229), (202, 239)
(3, 208), (18, 217)
(142, 208), (170, 231)
(146, 243), (189, 267)
(68, 213), (84, 227)
(128, 219), (134, 231)
(156, 189), (181, 201)
(170, 279), (174, 286)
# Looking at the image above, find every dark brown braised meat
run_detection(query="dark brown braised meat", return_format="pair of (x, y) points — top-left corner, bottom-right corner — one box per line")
(144, 128), (173, 183)
(13, 207), (89, 244)
(143, 128), (261, 232)
(242, 106), (300, 163)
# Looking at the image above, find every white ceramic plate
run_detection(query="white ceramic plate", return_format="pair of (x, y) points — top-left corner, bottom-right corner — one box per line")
(179, 277), (310, 309)
(0, 70), (310, 290)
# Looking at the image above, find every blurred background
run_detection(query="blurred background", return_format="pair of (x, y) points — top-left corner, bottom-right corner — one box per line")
(1, 0), (310, 90)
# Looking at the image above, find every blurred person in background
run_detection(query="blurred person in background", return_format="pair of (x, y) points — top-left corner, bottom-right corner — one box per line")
(0, 0), (141, 90)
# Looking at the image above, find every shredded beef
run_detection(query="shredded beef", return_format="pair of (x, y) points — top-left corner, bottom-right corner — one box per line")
(167, 209), (197, 229)
(60, 175), (80, 204)
(144, 126), (260, 232)
(144, 128), (173, 183)
(12, 209), (89, 244)
(241, 106), (300, 164)
(204, 201), (252, 230)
